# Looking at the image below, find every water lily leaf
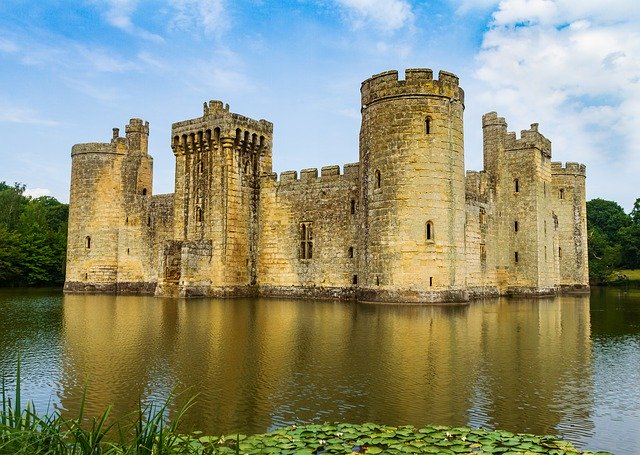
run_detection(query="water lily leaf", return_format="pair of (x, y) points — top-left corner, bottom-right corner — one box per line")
(366, 447), (383, 454)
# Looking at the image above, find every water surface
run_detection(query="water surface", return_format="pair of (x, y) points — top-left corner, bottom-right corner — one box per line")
(0, 288), (638, 454)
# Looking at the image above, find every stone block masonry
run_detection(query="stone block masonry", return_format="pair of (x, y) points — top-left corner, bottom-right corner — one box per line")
(65, 69), (589, 303)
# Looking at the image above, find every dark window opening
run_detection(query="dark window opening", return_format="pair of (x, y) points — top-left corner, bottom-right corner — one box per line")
(127, 248), (130, 255)
(425, 117), (431, 134)
(350, 199), (356, 214)
(559, 247), (562, 258)
(374, 170), (381, 189)
(514, 220), (518, 232)
(85, 236), (91, 249)
(348, 246), (354, 258)
(147, 216), (151, 226)
(426, 221), (434, 241)
(559, 188), (564, 199)
(84, 273), (88, 280)
(125, 217), (128, 224)
(352, 275), (358, 285)
(300, 222), (313, 259)
(429, 277), (433, 287)
(196, 207), (203, 222)
(515, 251), (519, 263)
(515, 179), (519, 193)
(375, 275), (380, 286)
(142, 188), (147, 195)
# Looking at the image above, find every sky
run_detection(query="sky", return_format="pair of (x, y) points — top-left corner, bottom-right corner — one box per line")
(0, 0), (638, 210)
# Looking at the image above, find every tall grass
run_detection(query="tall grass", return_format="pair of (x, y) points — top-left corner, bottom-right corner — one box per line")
(0, 356), (210, 454)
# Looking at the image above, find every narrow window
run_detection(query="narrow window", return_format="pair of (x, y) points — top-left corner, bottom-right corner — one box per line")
(544, 182), (546, 197)
(514, 220), (518, 232)
(479, 208), (486, 225)
(350, 199), (356, 215)
(127, 248), (130, 255)
(545, 246), (547, 260)
(480, 243), (486, 263)
(544, 220), (547, 234)
(147, 216), (151, 226)
(196, 207), (203, 222)
(375, 275), (380, 286)
(514, 179), (519, 193)
(515, 251), (519, 263)
(559, 247), (562, 258)
(348, 246), (354, 258)
(559, 188), (564, 199)
(142, 188), (147, 195)
(425, 116), (431, 134)
(85, 236), (91, 249)
(374, 170), (381, 189)
(84, 273), (88, 280)
(352, 275), (358, 285)
(429, 277), (433, 287)
(125, 216), (128, 224)
(300, 222), (313, 259)
(426, 221), (434, 241)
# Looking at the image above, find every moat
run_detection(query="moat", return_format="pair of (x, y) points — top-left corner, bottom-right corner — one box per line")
(1, 289), (638, 454)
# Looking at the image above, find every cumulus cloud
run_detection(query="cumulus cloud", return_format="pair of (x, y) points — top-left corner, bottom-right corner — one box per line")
(24, 188), (51, 199)
(472, 0), (640, 207)
(334, 0), (414, 32)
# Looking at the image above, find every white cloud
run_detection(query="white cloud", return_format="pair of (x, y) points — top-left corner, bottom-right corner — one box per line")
(24, 188), (51, 199)
(170, 0), (227, 36)
(334, 0), (414, 32)
(100, 0), (164, 42)
(0, 37), (18, 53)
(472, 0), (640, 208)
(0, 103), (60, 126)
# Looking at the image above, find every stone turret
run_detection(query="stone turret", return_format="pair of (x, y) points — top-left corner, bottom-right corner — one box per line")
(358, 69), (467, 303)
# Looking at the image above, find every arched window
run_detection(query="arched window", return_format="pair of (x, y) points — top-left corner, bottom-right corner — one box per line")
(426, 221), (434, 242)
(559, 188), (564, 199)
(374, 170), (381, 189)
(425, 116), (432, 134)
(142, 188), (147, 195)
(85, 236), (91, 249)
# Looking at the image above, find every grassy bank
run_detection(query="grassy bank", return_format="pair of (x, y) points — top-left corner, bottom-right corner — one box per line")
(1, 361), (610, 454)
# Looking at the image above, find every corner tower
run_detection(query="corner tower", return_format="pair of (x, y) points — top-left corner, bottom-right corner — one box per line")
(358, 69), (467, 303)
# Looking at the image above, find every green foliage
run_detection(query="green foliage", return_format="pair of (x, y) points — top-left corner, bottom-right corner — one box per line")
(0, 182), (68, 287)
(587, 197), (640, 283)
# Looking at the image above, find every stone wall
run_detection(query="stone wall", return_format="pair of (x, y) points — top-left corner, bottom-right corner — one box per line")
(257, 164), (360, 299)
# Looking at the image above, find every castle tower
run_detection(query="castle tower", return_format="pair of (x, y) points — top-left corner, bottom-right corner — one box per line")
(358, 69), (467, 303)
(64, 119), (154, 293)
(551, 162), (589, 290)
(165, 101), (273, 296)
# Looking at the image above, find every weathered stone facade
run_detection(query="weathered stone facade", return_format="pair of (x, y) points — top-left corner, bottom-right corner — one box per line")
(64, 69), (589, 302)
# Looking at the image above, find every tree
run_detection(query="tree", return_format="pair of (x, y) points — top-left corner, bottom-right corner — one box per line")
(586, 198), (630, 244)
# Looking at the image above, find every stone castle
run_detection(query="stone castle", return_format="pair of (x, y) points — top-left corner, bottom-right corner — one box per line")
(64, 68), (589, 303)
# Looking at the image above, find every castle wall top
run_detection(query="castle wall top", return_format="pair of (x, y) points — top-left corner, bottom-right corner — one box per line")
(361, 69), (464, 107)
(264, 163), (360, 184)
(483, 111), (552, 157)
(551, 161), (586, 176)
(172, 101), (273, 139)
(71, 142), (120, 156)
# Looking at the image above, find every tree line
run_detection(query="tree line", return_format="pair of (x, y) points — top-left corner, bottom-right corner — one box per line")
(587, 197), (640, 284)
(0, 182), (68, 286)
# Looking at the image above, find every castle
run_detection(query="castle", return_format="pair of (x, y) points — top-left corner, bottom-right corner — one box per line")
(64, 69), (589, 303)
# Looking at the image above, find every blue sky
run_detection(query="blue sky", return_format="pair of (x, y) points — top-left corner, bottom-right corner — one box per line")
(0, 0), (638, 210)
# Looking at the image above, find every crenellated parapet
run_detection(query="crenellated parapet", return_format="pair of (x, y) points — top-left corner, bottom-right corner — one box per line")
(264, 163), (360, 185)
(483, 111), (551, 158)
(171, 101), (273, 157)
(551, 161), (586, 176)
(361, 69), (464, 108)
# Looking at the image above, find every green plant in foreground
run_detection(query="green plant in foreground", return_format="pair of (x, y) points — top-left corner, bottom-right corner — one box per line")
(1, 359), (613, 454)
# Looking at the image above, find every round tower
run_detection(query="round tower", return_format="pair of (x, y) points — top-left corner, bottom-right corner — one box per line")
(64, 138), (127, 293)
(358, 69), (467, 303)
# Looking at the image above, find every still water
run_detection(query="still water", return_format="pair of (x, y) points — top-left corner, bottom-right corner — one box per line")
(0, 289), (639, 454)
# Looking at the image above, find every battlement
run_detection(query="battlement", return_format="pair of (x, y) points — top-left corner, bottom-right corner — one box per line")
(173, 101), (273, 140)
(551, 161), (586, 176)
(361, 69), (464, 107)
(264, 163), (360, 184)
(482, 112), (507, 128)
(125, 118), (149, 135)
